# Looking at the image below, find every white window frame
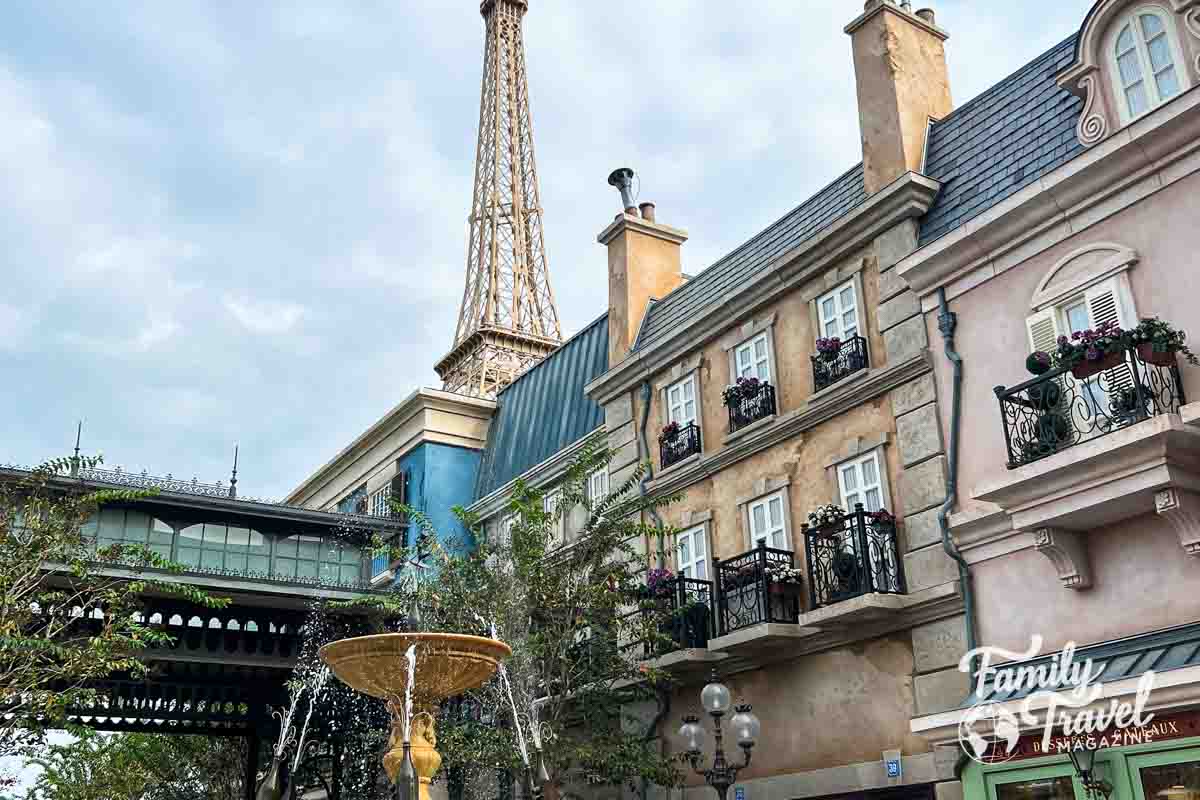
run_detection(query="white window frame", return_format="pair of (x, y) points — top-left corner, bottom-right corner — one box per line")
(746, 490), (791, 551)
(588, 467), (609, 504)
(498, 515), (515, 548)
(1106, 5), (1190, 124)
(733, 332), (772, 383)
(835, 449), (890, 514)
(674, 525), (710, 581)
(543, 489), (564, 546)
(368, 486), (391, 518)
(816, 279), (861, 343)
(665, 374), (699, 428)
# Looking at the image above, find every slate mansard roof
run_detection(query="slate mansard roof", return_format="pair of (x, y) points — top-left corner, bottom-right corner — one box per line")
(632, 165), (868, 353)
(474, 313), (609, 500)
(920, 35), (1085, 246)
(473, 34), (1091, 499)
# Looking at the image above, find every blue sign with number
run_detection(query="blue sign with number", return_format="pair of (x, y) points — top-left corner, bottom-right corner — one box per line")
(735, 787), (745, 800)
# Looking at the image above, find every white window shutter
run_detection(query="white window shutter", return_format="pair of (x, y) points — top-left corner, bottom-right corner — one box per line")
(1086, 278), (1139, 398)
(1026, 308), (1062, 354)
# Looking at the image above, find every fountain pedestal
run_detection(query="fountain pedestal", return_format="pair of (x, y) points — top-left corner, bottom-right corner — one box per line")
(319, 633), (511, 800)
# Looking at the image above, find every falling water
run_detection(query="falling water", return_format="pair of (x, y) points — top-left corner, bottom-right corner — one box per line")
(475, 613), (530, 767)
(403, 643), (418, 742)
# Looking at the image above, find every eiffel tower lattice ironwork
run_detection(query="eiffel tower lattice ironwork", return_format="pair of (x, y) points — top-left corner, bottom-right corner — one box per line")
(436, 0), (562, 399)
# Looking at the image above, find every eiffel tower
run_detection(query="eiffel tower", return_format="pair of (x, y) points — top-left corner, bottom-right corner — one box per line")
(435, 0), (562, 399)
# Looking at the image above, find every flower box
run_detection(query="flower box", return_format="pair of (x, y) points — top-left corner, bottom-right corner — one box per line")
(1071, 349), (1124, 380)
(768, 582), (801, 598)
(1137, 343), (1177, 367)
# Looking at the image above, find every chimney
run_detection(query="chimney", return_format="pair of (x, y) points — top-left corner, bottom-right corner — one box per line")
(846, 0), (952, 194)
(599, 169), (687, 365)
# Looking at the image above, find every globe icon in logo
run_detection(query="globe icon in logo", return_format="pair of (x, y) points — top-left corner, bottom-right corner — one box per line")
(958, 704), (1022, 764)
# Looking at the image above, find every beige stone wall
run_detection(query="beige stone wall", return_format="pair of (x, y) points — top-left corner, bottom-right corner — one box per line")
(669, 633), (930, 785)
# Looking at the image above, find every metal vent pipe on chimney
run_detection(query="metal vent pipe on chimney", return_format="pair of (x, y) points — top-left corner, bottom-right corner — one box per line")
(607, 168), (638, 216)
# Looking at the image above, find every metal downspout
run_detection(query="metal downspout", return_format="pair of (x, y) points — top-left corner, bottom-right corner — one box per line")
(936, 288), (978, 661)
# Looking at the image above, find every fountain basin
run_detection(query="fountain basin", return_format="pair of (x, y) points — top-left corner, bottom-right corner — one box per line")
(319, 632), (512, 702)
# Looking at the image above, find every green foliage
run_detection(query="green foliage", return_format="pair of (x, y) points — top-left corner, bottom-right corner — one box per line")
(0, 456), (228, 757)
(343, 439), (685, 799)
(20, 731), (245, 800)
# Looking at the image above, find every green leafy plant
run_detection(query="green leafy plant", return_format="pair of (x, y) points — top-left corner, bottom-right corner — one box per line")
(1130, 317), (1199, 365)
(1025, 351), (1053, 375)
(0, 456), (228, 759)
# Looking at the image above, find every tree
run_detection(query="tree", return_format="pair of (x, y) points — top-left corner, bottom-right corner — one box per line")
(0, 456), (226, 757)
(19, 731), (246, 800)
(339, 440), (686, 800)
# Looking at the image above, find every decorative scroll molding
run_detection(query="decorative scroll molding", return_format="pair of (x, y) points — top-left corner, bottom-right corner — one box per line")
(1184, 8), (1200, 77)
(1076, 74), (1109, 147)
(1155, 488), (1200, 556)
(1033, 527), (1093, 589)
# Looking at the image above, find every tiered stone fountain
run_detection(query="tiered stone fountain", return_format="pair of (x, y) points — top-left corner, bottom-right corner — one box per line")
(320, 632), (512, 800)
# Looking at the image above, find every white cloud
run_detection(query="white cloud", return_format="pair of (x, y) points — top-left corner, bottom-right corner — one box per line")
(0, 0), (1099, 503)
(223, 296), (306, 335)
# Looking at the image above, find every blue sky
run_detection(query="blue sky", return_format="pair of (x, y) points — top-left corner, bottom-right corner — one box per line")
(0, 1), (1097, 502)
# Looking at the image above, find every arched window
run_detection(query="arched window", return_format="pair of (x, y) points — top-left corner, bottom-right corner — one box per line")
(1109, 7), (1187, 121)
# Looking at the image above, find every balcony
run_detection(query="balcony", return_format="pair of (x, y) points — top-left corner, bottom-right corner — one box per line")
(624, 577), (715, 657)
(714, 543), (801, 635)
(812, 335), (869, 393)
(727, 383), (777, 435)
(995, 345), (1185, 469)
(802, 505), (904, 610)
(660, 422), (702, 470)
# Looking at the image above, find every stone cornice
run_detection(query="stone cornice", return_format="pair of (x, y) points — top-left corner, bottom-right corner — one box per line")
(466, 427), (605, 519)
(597, 214), (688, 246)
(897, 87), (1200, 299)
(286, 388), (495, 504)
(585, 173), (940, 406)
(645, 352), (933, 499)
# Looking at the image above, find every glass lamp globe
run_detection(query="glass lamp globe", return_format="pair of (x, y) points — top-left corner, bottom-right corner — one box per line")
(700, 678), (732, 714)
(730, 704), (761, 748)
(679, 715), (705, 754)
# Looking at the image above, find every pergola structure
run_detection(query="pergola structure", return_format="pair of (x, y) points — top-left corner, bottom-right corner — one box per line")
(6, 466), (406, 800)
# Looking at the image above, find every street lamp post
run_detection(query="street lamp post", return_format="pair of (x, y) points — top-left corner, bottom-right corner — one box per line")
(679, 671), (761, 800)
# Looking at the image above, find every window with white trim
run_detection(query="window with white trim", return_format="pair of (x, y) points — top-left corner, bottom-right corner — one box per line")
(1108, 7), (1187, 122)
(817, 280), (860, 341)
(1026, 275), (1138, 414)
(837, 451), (886, 513)
(369, 486), (391, 517)
(543, 490), (563, 546)
(734, 333), (771, 382)
(497, 515), (515, 548)
(666, 375), (698, 427)
(748, 492), (789, 550)
(675, 526), (709, 580)
(588, 467), (609, 504)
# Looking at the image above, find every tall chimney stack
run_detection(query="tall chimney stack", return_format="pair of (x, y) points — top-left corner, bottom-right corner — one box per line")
(846, 0), (952, 194)
(599, 169), (687, 365)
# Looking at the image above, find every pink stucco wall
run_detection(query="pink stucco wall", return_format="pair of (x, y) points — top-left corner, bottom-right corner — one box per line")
(923, 173), (1200, 652)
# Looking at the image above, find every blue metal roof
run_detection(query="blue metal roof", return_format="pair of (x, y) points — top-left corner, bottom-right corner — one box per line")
(473, 313), (609, 499)
(919, 35), (1085, 246)
(632, 164), (867, 353)
(961, 624), (1200, 709)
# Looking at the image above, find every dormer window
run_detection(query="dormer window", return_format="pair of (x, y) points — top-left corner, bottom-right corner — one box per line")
(1109, 7), (1187, 121)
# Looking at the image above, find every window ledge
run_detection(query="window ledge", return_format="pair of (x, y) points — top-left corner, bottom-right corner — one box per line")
(809, 363), (870, 403)
(722, 413), (778, 446)
(657, 452), (701, 478)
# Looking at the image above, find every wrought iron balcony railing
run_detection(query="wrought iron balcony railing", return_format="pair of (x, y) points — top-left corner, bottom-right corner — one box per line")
(727, 384), (778, 434)
(812, 335), (869, 392)
(803, 505), (904, 610)
(621, 577), (714, 659)
(715, 543), (801, 635)
(995, 345), (1185, 469)
(660, 422), (702, 470)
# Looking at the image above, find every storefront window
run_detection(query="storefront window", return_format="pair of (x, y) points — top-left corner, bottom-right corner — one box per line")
(995, 775), (1078, 800)
(1139, 761), (1200, 800)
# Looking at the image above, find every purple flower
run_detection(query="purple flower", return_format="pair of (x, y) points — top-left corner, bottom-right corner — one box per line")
(1057, 335), (1068, 345)
(1086, 346), (1101, 361)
